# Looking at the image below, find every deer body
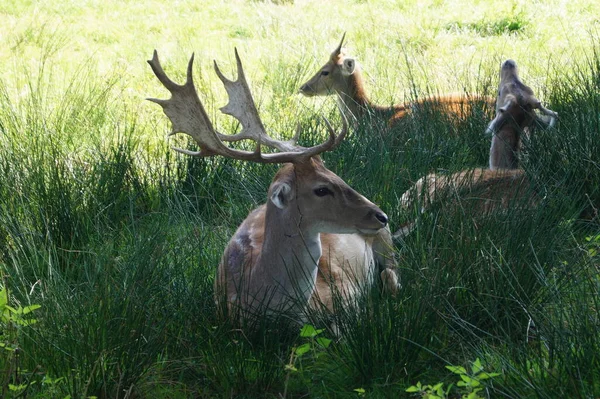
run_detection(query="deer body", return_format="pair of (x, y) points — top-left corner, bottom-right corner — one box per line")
(401, 168), (530, 212)
(148, 49), (397, 322)
(300, 48), (407, 123)
(394, 59), (556, 237)
(217, 158), (391, 316)
(221, 205), (386, 315)
(396, 168), (533, 237)
(300, 34), (494, 127)
(487, 59), (558, 170)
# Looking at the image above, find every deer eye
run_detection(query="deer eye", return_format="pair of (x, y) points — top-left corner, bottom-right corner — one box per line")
(320, 71), (330, 76)
(314, 187), (333, 197)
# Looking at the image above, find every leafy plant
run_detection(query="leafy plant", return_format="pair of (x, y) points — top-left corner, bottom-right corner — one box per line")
(0, 278), (41, 398)
(406, 358), (500, 399)
(585, 234), (600, 258)
(281, 324), (332, 398)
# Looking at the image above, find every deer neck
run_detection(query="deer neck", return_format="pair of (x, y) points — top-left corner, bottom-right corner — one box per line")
(249, 201), (321, 312)
(336, 70), (399, 122)
(489, 127), (520, 170)
(336, 69), (374, 120)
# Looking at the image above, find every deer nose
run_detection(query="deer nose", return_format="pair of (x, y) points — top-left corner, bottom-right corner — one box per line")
(375, 211), (388, 226)
(299, 84), (309, 93)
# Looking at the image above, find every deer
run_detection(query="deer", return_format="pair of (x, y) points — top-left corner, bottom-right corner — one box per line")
(147, 49), (399, 324)
(486, 59), (558, 170)
(299, 33), (496, 128)
(395, 168), (534, 238)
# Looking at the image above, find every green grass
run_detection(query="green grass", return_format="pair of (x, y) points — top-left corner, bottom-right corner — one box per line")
(1, 0), (599, 397)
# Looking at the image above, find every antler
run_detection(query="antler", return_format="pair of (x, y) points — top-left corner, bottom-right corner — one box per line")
(331, 32), (346, 59)
(147, 49), (347, 163)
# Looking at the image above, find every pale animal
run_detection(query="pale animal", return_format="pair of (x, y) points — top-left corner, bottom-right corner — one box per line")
(147, 49), (398, 322)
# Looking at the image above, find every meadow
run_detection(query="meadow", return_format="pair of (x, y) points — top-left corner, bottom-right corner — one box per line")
(1, 0), (599, 397)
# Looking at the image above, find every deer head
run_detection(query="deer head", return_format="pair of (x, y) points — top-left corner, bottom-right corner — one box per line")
(147, 49), (387, 233)
(486, 59), (558, 170)
(299, 33), (361, 98)
(268, 158), (388, 235)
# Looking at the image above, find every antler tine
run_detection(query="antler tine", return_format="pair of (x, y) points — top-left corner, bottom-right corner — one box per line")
(212, 48), (300, 153)
(321, 113), (348, 149)
(147, 50), (269, 161)
(333, 32), (346, 57)
(148, 49), (347, 164)
(290, 123), (302, 146)
(147, 50), (182, 93)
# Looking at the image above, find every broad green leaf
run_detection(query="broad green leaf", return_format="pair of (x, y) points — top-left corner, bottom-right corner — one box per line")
(465, 388), (483, 399)
(16, 318), (38, 326)
(300, 324), (323, 338)
(9, 383), (28, 391)
(406, 382), (422, 392)
(295, 343), (311, 356)
(22, 304), (41, 315)
(471, 358), (483, 374)
(446, 365), (467, 375)
(460, 374), (480, 387)
(316, 337), (332, 348)
(432, 382), (445, 395)
(5, 305), (17, 314)
(477, 372), (500, 380)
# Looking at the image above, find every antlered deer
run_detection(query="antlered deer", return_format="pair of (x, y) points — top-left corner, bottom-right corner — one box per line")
(395, 168), (534, 237)
(147, 49), (398, 322)
(487, 59), (558, 170)
(300, 33), (495, 127)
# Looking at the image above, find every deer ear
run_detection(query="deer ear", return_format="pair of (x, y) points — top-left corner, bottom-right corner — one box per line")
(342, 58), (356, 76)
(270, 182), (292, 209)
(498, 94), (517, 113)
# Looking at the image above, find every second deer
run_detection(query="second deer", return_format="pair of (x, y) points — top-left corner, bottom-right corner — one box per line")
(395, 59), (557, 236)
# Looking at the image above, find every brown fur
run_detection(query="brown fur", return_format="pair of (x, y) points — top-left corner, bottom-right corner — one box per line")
(300, 35), (495, 127)
(396, 168), (535, 236)
(216, 158), (398, 320)
(218, 208), (396, 315)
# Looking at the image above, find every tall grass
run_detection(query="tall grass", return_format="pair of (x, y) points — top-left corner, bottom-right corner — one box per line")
(0, 1), (599, 397)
